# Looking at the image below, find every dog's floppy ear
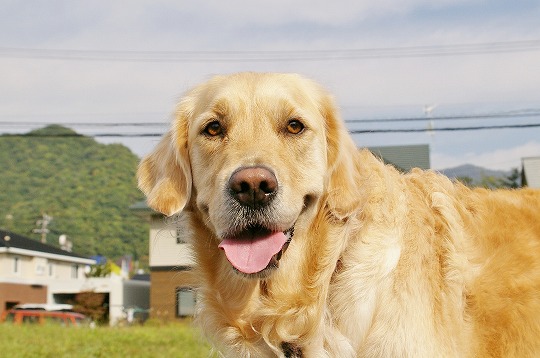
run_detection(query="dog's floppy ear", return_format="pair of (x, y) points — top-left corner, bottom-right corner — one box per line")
(137, 103), (193, 216)
(321, 94), (363, 219)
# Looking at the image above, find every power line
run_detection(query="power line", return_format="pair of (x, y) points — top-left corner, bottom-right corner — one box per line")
(345, 111), (540, 123)
(1, 39), (540, 62)
(349, 123), (540, 134)
(0, 121), (168, 127)
(0, 109), (538, 136)
(0, 109), (539, 127)
(1, 122), (539, 137)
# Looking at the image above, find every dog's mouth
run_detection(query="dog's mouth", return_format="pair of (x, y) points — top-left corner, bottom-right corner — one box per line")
(218, 225), (294, 275)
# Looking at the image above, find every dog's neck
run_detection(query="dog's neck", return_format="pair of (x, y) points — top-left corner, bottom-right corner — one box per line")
(189, 199), (354, 356)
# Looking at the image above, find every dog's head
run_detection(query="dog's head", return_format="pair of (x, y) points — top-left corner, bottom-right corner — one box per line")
(138, 73), (359, 277)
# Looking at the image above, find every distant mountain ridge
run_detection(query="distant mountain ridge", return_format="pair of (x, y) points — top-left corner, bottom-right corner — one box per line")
(0, 125), (147, 263)
(438, 164), (511, 185)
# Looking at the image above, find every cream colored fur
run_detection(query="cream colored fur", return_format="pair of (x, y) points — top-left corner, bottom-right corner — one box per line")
(138, 72), (540, 357)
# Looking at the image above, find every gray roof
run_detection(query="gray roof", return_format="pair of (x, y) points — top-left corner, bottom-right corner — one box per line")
(522, 157), (540, 188)
(368, 144), (430, 171)
(0, 229), (92, 261)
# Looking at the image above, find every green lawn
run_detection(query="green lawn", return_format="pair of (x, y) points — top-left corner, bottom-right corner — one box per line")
(0, 320), (215, 358)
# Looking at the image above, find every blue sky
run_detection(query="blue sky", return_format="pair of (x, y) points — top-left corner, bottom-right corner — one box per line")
(1, 0), (539, 170)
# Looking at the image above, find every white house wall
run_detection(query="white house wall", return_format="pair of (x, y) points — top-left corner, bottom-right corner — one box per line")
(0, 254), (87, 284)
(149, 214), (194, 268)
(523, 157), (540, 188)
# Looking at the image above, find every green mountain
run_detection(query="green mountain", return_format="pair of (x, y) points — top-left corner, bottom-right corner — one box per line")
(0, 125), (148, 265)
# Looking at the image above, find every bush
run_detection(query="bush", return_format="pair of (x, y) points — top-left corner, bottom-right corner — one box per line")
(72, 291), (108, 324)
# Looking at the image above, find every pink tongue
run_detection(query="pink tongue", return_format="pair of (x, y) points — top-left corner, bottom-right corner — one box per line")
(218, 231), (287, 274)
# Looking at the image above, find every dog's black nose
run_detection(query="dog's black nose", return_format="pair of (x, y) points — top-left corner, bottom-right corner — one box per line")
(228, 167), (277, 208)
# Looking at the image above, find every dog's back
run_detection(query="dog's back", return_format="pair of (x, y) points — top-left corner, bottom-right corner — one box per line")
(462, 187), (540, 356)
(405, 169), (540, 357)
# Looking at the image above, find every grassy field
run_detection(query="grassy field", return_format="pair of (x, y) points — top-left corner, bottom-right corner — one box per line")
(0, 319), (215, 358)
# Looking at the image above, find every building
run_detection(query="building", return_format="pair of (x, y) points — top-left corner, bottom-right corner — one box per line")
(368, 144), (431, 171)
(522, 156), (540, 188)
(0, 230), (95, 316)
(0, 230), (150, 324)
(76, 274), (150, 325)
(134, 144), (430, 320)
(131, 202), (197, 321)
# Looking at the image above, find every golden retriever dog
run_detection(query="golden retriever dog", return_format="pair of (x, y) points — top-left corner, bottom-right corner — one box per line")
(137, 72), (540, 357)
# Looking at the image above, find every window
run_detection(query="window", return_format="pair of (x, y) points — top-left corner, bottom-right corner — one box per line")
(5, 301), (18, 311)
(35, 264), (45, 276)
(48, 261), (54, 277)
(71, 264), (79, 279)
(35, 258), (46, 276)
(176, 287), (196, 317)
(13, 257), (20, 274)
(176, 227), (188, 244)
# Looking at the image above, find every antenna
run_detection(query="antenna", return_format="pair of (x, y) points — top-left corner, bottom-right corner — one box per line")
(423, 104), (438, 138)
(33, 213), (52, 243)
(59, 234), (73, 252)
(423, 104), (438, 116)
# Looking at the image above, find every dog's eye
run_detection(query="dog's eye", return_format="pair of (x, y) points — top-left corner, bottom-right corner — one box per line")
(286, 119), (305, 135)
(203, 121), (223, 137)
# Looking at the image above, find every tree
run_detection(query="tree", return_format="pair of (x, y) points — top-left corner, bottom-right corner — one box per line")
(479, 175), (502, 189)
(479, 168), (521, 189)
(72, 291), (108, 324)
(456, 176), (474, 187)
(499, 168), (521, 189)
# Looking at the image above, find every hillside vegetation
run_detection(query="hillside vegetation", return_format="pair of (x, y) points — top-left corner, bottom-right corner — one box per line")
(0, 125), (148, 263)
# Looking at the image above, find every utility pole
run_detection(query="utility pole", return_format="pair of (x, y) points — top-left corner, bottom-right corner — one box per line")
(423, 104), (437, 139)
(4, 214), (13, 232)
(33, 213), (52, 243)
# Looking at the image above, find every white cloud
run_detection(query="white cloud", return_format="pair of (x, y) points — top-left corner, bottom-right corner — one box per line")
(432, 141), (540, 170)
